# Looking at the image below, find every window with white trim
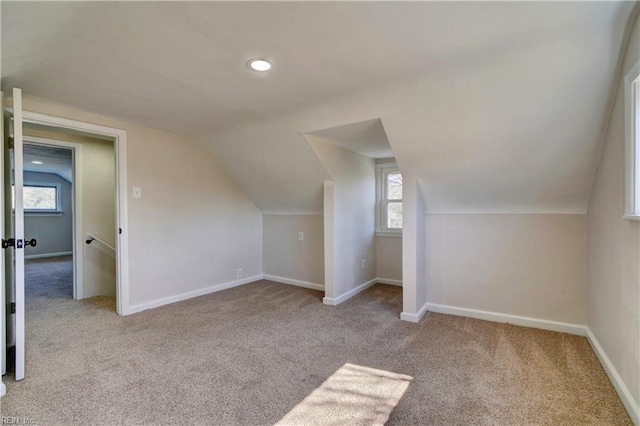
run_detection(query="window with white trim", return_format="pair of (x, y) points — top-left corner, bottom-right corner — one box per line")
(12, 182), (62, 212)
(625, 59), (640, 220)
(376, 162), (402, 234)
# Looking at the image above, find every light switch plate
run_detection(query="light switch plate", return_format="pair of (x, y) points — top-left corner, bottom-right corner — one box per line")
(133, 187), (142, 199)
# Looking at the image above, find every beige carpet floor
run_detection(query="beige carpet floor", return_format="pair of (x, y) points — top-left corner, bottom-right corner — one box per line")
(0, 256), (632, 425)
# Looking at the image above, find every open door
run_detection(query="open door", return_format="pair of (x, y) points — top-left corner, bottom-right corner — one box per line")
(3, 88), (26, 381)
(1, 91), (5, 395)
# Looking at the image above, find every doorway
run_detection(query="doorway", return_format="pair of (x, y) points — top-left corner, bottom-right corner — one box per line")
(23, 128), (118, 305)
(2, 91), (130, 391)
(23, 138), (83, 300)
(17, 110), (130, 315)
(23, 142), (77, 309)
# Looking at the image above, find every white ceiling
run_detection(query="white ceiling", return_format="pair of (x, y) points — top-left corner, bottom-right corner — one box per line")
(23, 144), (72, 182)
(2, 2), (636, 213)
(307, 119), (393, 159)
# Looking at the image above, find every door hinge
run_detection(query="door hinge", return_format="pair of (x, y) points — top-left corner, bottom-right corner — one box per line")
(8, 136), (14, 149)
(10, 303), (16, 314)
(119, 228), (122, 234)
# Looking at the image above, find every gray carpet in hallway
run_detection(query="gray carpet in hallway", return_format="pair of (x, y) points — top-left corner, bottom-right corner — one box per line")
(1, 264), (631, 425)
(26, 255), (74, 301)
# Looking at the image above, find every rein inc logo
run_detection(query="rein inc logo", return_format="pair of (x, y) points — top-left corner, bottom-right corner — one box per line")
(1, 418), (36, 425)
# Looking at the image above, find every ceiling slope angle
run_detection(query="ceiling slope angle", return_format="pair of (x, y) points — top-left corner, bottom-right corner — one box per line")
(306, 119), (394, 160)
(1, 1), (636, 214)
(23, 144), (72, 182)
(199, 2), (635, 215)
(304, 119), (395, 192)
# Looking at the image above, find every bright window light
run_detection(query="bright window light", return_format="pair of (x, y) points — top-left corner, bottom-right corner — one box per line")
(376, 163), (403, 234)
(12, 184), (59, 211)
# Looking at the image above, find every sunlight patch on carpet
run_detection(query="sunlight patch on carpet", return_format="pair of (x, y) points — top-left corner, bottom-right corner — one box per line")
(276, 363), (413, 426)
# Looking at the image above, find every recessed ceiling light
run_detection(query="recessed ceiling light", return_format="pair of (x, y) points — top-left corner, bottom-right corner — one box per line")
(247, 58), (272, 72)
(31, 161), (43, 165)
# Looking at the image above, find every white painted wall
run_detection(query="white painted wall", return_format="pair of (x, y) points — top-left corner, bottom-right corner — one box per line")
(309, 139), (376, 298)
(16, 96), (263, 308)
(587, 9), (640, 413)
(376, 236), (402, 283)
(402, 177), (426, 319)
(263, 214), (324, 286)
(81, 139), (115, 248)
(425, 214), (587, 325)
(415, 184), (426, 310)
(23, 171), (72, 257)
(81, 138), (116, 298)
(323, 181), (336, 298)
(126, 118), (264, 308)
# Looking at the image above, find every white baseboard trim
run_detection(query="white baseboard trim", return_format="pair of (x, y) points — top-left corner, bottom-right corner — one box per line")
(586, 328), (640, 424)
(401, 300), (429, 323)
(25, 251), (72, 260)
(323, 278), (377, 306)
(377, 278), (402, 286)
(128, 274), (263, 315)
(263, 274), (324, 291)
(0, 382), (5, 397)
(425, 303), (587, 336)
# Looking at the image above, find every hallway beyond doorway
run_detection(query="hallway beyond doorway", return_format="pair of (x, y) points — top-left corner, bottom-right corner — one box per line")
(26, 256), (73, 302)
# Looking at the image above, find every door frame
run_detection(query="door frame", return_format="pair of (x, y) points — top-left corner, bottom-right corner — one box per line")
(1, 92), (5, 394)
(18, 111), (130, 315)
(23, 136), (84, 300)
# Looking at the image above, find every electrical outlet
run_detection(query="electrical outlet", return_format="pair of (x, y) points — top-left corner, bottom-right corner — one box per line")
(298, 232), (304, 241)
(361, 259), (366, 270)
(237, 268), (243, 278)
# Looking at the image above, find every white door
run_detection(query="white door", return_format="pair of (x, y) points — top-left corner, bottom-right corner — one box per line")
(3, 88), (26, 381)
(1, 91), (5, 395)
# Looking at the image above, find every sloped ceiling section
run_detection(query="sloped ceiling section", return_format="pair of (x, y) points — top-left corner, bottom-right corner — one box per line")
(2, 2), (635, 214)
(23, 144), (72, 182)
(306, 119), (393, 160)
(203, 2), (634, 214)
(205, 120), (331, 214)
(205, 3), (633, 213)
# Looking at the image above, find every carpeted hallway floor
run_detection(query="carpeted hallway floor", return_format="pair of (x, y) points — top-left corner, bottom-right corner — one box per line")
(1, 257), (631, 425)
(25, 255), (75, 302)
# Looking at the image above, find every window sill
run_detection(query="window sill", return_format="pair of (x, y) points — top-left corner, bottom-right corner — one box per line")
(623, 214), (640, 222)
(376, 231), (402, 238)
(22, 210), (64, 217)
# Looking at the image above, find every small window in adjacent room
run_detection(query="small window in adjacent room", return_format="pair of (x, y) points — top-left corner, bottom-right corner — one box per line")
(12, 183), (62, 212)
(376, 162), (403, 235)
(625, 59), (640, 220)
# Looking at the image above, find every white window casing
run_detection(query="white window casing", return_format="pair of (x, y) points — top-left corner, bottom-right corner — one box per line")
(376, 162), (403, 236)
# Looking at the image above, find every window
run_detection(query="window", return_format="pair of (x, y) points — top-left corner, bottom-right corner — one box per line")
(12, 183), (62, 212)
(625, 59), (640, 220)
(376, 162), (402, 235)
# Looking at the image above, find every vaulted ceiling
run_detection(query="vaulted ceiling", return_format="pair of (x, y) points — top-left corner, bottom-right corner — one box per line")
(2, 2), (636, 213)
(23, 143), (72, 182)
